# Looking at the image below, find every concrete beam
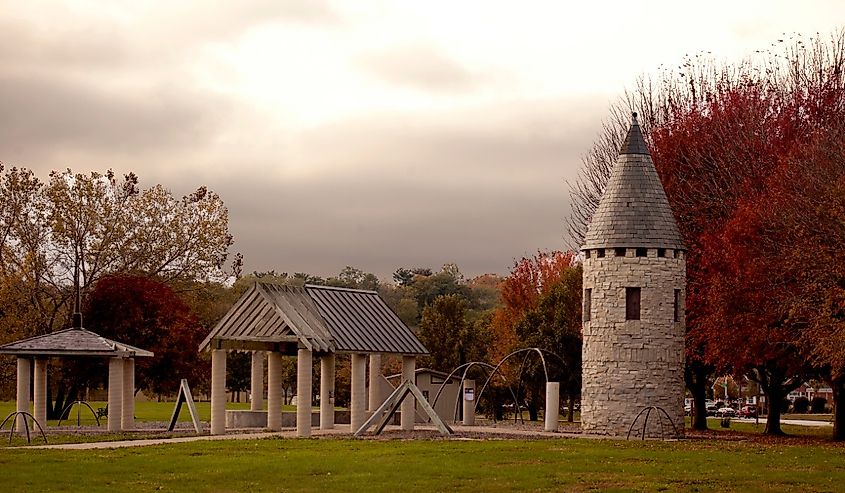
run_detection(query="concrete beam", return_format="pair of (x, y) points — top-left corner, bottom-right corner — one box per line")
(545, 382), (560, 432)
(210, 349), (226, 435)
(350, 353), (367, 431)
(296, 348), (312, 438)
(250, 351), (265, 411)
(122, 358), (135, 430)
(401, 355), (415, 431)
(108, 357), (124, 432)
(462, 379), (476, 426)
(33, 358), (47, 429)
(320, 354), (335, 430)
(16, 358), (31, 432)
(367, 354), (382, 413)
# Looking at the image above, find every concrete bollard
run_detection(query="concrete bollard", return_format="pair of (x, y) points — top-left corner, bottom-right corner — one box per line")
(267, 351), (283, 431)
(33, 358), (47, 429)
(16, 358), (31, 432)
(320, 354), (335, 430)
(350, 353), (367, 432)
(210, 349), (227, 435)
(250, 351), (265, 411)
(296, 348), (312, 438)
(462, 379), (476, 426)
(544, 382), (560, 432)
(122, 358), (135, 430)
(368, 354), (382, 413)
(108, 357), (124, 432)
(401, 356), (416, 431)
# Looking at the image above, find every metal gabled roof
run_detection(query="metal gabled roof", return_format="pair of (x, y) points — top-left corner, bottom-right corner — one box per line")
(200, 282), (428, 356)
(199, 283), (333, 353)
(306, 285), (427, 355)
(582, 113), (685, 251)
(0, 327), (153, 358)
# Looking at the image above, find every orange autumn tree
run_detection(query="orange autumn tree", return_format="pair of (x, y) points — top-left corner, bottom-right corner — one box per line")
(489, 250), (580, 420)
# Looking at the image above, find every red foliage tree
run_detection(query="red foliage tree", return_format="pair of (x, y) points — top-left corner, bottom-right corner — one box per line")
(83, 275), (210, 399)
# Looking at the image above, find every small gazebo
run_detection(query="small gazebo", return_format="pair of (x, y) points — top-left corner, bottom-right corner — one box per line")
(199, 282), (428, 437)
(0, 322), (153, 433)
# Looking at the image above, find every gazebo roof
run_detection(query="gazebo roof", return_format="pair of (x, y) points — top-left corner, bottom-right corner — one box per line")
(0, 327), (154, 358)
(200, 283), (428, 355)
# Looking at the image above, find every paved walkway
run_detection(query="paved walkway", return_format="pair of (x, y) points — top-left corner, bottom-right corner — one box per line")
(733, 417), (832, 427)
(24, 423), (579, 450)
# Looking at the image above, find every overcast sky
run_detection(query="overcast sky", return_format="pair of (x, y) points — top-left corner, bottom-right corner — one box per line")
(2, 1), (843, 280)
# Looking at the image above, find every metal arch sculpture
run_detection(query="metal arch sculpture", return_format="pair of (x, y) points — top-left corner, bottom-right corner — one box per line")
(475, 347), (552, 416)
(429, 361), (521, 424)
(56, 400), (101, 427)
(625, 406), (679, 440)
(0, 412), (48, 445)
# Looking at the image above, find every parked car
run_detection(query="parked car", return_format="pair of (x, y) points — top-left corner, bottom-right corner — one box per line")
(716, 407), (737, 418)
(739, 405), (758, 418)
(684, 404), (692, 416)
(706, 405), (718, 416)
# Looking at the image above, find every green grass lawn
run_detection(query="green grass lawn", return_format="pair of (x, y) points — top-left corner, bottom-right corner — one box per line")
(2, 437), (845, 492)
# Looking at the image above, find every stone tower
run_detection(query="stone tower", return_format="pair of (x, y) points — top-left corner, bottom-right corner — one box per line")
(580, 113), (686, 437)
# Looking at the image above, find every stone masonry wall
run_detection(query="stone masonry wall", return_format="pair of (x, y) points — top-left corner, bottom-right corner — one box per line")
(581, 247), (686, 437)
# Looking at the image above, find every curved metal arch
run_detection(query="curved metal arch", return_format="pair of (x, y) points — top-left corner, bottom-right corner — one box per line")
(626, 406), (679, 440)
(57, 400), (101, 427)
(475, 348), (550, 416)
(429, 361), (521, 424)
(0, 411), (48, 445)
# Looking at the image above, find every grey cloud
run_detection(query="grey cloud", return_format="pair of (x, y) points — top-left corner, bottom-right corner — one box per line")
(213, 100), (601, 279)
(359, 45), (477, 93)
(0, 73), (228, 166)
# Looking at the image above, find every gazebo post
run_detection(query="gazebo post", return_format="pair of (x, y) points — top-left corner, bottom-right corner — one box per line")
(320, 353), (335, 430)
(250, 351), (265, 411)
(122, 358), (135, 430)
(107, 357), (124, 432)
(16, 357), (31, 432)
(350, 353), (367, 432)
(33, 358), (47, 428)
(368, 354), (382, 414)
(266, 351), (282, 431)
(296, 348), (312, 438)
(210, 349), (227, 435)
(401, 355), (416, 431)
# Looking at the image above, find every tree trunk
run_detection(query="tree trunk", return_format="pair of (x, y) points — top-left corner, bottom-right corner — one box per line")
(568, 395), (576, 423)
(685, 362), (711, 430)
(764, 385), (786, 436)
(753, 365), (802, 436)
(832, 377), (845, 441)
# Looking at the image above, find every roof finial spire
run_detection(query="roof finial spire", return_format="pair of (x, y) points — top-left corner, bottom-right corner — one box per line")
(619, 111), (648, 155)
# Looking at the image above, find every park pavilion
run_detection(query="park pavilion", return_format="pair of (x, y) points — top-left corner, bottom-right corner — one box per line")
(198, 282), (428, 437)
(0, 320), (153, 433)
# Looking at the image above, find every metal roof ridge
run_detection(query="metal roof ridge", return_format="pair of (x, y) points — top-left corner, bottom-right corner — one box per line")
(305, 284), (379, 295)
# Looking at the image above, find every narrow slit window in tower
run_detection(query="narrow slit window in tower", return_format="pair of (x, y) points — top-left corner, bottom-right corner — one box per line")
(657, 248), (666, 258)
(635, 248), (647, 257)
(584, 249), (591, 259)
(674, 289), (681, 322)
(584, 288), (592, 321)
(596, 249), (605, 258)
(615, 248), (626, 257)
(626, 287), (641, 320)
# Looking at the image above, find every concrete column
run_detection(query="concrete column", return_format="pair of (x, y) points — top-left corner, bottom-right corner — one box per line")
(545, 382), (560, 432)
(350, 353), (367, 432)
(462, 379), (476, 426)
(320, 354), (335, 430)
(33, 358), (47, 428)
(210, 349), (226, 435)
(368, 354), (382, 413)
(401, 355), (416, 431)
(107, 357), (124, 432)
(266, 352), (283, 431)
(122, 358), (135, 430)
(250, 351), (265, 411)
(16, 358), (31, 432)
(296, 348), (312, 438)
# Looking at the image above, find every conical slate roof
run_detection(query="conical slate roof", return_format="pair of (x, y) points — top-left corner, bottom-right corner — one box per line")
(582, 113), (684, 251)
